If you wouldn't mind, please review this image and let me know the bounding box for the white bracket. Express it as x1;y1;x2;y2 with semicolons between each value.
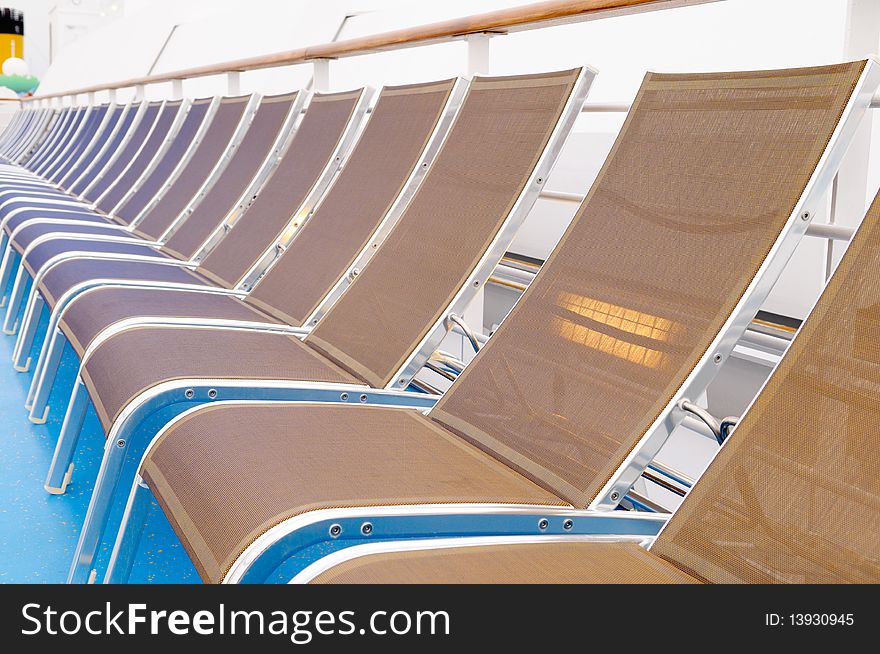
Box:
227;71;241;96
313;59;331;93
465;32;493;77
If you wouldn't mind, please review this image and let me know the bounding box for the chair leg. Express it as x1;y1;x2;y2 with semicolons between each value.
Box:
0;244;19;309
45;377;88;494
12;291;43;371
104;476;151;584
68;434;128;584
26;309;63;408
1;265;27;334
27;328;66;422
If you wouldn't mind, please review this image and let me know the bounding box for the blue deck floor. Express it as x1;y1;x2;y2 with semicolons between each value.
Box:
0;294;198;583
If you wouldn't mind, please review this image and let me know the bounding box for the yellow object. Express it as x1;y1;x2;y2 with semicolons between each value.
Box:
0;33;22;60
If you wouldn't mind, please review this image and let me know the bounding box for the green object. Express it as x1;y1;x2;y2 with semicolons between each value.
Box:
0;74;38;94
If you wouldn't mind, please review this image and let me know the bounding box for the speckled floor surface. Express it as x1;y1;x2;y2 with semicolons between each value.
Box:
0;298;198;584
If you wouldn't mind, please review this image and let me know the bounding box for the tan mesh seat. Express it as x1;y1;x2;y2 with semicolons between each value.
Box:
77;70;582;432
143;403;564;582
138;62;872;583
60;287;279;356
39;258;210;306
310;541;700;584
22;238;166;277
82;329;358;428
314;158;880;586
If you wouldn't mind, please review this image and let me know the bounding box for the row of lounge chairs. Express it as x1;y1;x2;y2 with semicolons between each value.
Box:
0;58;876;584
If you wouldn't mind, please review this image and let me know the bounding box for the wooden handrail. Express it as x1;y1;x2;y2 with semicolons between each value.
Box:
29;0;719;101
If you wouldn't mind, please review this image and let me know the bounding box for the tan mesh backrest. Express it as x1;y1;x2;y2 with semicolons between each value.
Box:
245;79;457;327
429;62;866;509
130;96;251;240
305;69;581;386
96;101;183;215
159;92;298;259
25;107;72;170
195;89;363;289
113;98;214;225
652;190;880;584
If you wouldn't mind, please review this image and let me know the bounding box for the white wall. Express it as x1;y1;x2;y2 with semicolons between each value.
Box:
28;0;880;319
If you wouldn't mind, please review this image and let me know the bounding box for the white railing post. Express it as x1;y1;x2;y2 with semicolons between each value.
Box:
466;32;492;76
171;78;183;100
135;84;145;101
109;88;117;104
227;71;241;96
313;59;331;93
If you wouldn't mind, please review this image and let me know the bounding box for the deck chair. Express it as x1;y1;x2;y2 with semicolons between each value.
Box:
0;99;225;346
26;79;465;425
53;67;593;584
0;99;178;241
96;60;878;585
293;183;880;584
51;104;126;192
0;104;123;188
3;108;60;168
1;105;108;192
3;89;364;374
0;107;75;179
0;102;165;280
0;99;211;235
9;97;258;254
10;111;57;164
3;97;258;271
20;107;83;177
0;104;144;205
0;99;193;249
0;103;121;206
0;109;31;156
0;103;147;252
0;108;35;156
42;105;111;185
0;108;90;220
0;95;257;342
0;105;119;229
0;110;34;163
0;98;198;336
67;103;150;197
0;108;54;165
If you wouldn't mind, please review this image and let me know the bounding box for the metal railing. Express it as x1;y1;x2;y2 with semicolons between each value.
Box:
26;0;720;102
